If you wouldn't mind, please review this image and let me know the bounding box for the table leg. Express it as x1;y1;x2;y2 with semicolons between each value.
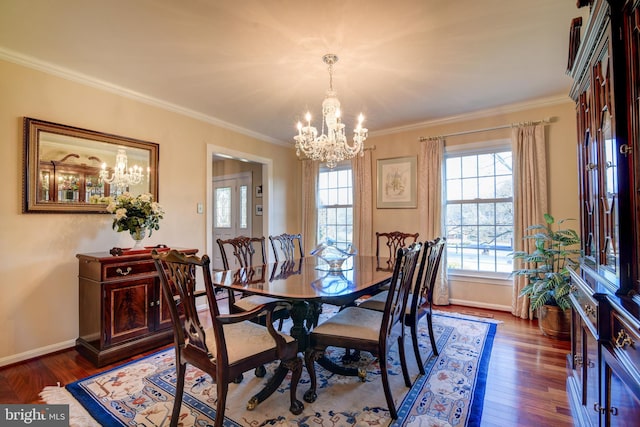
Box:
247;363;289;409
290;301;364;378
288;300;322;352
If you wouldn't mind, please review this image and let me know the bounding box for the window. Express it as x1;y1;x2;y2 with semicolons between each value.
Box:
317;164;353;249
445;145;513;274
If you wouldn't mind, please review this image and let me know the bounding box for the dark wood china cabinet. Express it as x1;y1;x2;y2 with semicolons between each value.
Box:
566;0;640;425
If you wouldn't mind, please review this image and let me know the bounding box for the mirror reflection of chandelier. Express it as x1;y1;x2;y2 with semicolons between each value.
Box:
294;54;368;169
99;148;147;191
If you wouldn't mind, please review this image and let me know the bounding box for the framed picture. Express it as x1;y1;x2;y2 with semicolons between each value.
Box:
377;156;417;208
255;204;263;216
255;185;263;198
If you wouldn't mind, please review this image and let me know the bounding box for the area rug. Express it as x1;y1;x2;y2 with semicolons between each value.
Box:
41;312;496;427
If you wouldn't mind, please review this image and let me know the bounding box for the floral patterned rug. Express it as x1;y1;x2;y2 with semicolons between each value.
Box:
41;312;496;427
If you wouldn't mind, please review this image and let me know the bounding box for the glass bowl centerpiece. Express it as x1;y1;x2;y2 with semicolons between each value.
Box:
311;240;357;271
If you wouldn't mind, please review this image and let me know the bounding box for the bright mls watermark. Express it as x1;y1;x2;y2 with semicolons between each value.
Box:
0;404;68;426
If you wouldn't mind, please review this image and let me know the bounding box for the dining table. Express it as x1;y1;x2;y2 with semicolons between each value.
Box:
210;255;393;404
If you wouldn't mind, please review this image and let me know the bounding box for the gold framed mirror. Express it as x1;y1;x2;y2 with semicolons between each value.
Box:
23;117;159;213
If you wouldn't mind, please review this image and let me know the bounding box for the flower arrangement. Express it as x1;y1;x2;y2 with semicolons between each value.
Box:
96;193;164;237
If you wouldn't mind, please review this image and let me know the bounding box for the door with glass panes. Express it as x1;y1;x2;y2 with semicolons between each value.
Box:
212;173;252;270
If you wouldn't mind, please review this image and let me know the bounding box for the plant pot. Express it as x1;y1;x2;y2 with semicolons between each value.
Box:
537;304;571;340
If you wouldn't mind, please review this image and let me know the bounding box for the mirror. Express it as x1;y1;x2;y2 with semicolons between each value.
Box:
23;117;159;213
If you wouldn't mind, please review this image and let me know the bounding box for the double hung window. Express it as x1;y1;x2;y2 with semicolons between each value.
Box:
445;144;513;275
317;164;353;249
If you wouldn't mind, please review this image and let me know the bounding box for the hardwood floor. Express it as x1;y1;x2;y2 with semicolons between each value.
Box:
0;304;573;426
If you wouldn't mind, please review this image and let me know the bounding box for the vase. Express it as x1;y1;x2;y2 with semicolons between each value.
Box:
537;305;571;340
129;228;146;249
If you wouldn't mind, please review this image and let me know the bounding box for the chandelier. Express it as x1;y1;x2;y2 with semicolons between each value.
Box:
294;54;367;169
99;148;147;191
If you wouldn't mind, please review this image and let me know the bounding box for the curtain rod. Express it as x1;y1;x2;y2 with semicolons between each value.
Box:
418;117;553;142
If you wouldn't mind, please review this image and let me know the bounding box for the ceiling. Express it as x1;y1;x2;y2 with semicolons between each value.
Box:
0;0;586;146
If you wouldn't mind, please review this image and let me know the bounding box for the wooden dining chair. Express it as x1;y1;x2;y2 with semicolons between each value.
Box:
359;237;446;373
151;249;304;427
217;236;289;331
269;233;304;262
375;231;420;271
303;242;422;419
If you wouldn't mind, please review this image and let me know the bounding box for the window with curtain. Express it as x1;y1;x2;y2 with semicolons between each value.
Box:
445;143;513;275
317;164;353;249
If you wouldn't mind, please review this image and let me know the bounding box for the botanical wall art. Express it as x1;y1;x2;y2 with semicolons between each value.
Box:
376;156;417;208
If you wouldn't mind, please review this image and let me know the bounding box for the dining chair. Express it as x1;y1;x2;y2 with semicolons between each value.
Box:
375;231;420;271
359;237;446;374
303;242;422;419
269;233;304;262
217;236;289;331
151;249;304;427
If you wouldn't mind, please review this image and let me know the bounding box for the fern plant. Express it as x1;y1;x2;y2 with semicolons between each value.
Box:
511;214;582;311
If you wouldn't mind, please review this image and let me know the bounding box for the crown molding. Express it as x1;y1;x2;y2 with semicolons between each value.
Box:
0;47;289;147
369;94;573;137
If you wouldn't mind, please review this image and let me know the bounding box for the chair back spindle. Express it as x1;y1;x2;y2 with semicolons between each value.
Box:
217;236;267;269
269;233;304;262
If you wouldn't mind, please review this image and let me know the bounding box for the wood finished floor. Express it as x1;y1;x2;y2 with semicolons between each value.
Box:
0;304;573;426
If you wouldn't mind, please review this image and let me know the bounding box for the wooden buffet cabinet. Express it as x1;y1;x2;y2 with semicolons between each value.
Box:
566;0;640;425
76;246;198;367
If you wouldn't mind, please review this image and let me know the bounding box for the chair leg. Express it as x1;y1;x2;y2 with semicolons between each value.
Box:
427;312;438;356
303;349;321;403
214;380;228;427
254;365;266;377
284;357;304;415
410;321;426;375
170;361;187;427
397;334;411;387
379;352;398;419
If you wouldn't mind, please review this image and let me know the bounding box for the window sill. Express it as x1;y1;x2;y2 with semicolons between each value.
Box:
447;270;513;287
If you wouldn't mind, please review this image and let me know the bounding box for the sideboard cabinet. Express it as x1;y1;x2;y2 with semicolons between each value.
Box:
76;247;198;367
566;0;640;425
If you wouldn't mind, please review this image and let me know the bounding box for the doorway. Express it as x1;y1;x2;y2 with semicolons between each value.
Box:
211;173;252;270
206;145;272;269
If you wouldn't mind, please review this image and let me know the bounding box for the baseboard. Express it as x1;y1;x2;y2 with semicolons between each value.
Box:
0;339;76;368
447;298;511;312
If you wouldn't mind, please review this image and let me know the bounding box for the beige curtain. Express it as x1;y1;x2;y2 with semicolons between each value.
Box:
301;159;319;254
419;137;449;305
511;124;548;319
352;150;373;255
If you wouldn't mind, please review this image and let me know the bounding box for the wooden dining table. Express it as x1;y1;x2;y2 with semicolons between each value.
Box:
211;255;392;350
210;255;393;403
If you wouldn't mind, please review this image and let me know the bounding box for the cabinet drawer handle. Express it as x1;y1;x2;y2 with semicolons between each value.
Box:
609;406;618;416
116;267;133;276
574;354;583;367
586;162;597;170
614;329;635;349
619;144;632;156
584;304;596;317
593;403;605;414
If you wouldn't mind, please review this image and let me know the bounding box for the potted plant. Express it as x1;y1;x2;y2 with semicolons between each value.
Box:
511;213;581;339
